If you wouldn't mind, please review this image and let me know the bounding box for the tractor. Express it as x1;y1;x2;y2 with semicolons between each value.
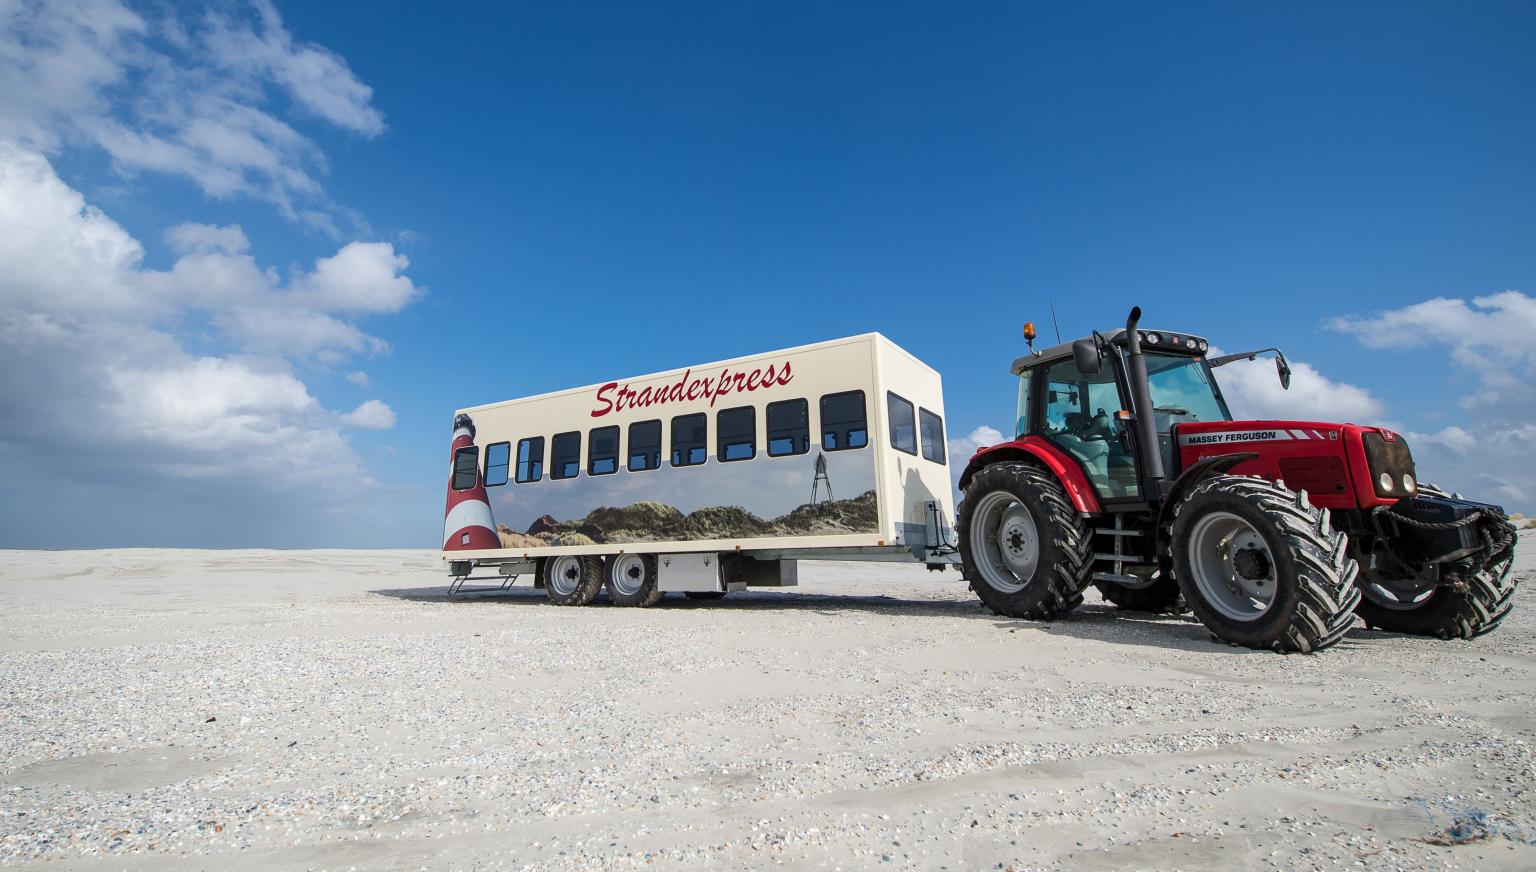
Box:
955;307;1519;653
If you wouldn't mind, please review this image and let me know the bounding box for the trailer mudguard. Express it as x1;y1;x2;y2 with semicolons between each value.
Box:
958;437;1102;514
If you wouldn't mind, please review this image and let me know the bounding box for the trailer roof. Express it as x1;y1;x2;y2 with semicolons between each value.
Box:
458;331;935;414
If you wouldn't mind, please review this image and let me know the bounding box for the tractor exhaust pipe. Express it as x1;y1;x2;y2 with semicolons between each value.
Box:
1123;307;1167;491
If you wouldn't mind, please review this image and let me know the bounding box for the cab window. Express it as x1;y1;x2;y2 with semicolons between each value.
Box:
1042;357;1136;498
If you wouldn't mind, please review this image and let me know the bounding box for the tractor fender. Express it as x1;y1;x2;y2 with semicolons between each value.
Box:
958;437;1102;514
1154;451;1259;550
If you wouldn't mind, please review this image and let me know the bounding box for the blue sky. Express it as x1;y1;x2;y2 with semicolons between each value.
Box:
1;0;1534;547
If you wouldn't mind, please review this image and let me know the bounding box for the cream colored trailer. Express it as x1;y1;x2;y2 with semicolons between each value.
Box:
440;334;958;598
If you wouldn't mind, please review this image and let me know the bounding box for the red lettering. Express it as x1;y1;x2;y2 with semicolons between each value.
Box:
745;369;763;390
686;379;702;400
777;362;793;385
592;382;618;417
733;372;747;392
761;364;776;385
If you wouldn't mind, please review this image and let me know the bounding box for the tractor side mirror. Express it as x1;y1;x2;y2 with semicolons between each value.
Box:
1276;352;1292;390
1072;339;1101;375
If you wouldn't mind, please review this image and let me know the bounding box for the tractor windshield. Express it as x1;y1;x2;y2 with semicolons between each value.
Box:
1144;353;1231;427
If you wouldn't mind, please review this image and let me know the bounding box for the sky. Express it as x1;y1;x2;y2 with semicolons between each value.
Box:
1;0;1533;549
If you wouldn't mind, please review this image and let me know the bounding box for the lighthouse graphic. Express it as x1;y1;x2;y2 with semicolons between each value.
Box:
443;413;500;551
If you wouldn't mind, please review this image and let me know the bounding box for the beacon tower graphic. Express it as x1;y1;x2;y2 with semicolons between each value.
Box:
443;413;500;551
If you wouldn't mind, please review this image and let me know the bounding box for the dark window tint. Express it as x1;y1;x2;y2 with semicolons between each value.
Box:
887;393;917;455
767;398;809;456
919;408;946;464
628;420;661;471
718;406;756;462
515;437;544;483
451;446;478;490
671;413;707;466
589;426;619;475
551;431;581;480
821;390;868;451
484;441;511;486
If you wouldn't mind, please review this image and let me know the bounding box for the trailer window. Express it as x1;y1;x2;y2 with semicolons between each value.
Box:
887;392;917;455
767;398;809;456
551;431;581;480
919;409;946;464
820;391;867;451
515;437;544;483
628;420;662;471
484;441;511;486
718;406;756;462
451;447;479;490
671;413;707;466
589;425;619;475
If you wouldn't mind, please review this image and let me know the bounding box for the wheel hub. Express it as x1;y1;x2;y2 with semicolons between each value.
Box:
1186;511;1278;621
968;491;1040;594
1233;546;1270;581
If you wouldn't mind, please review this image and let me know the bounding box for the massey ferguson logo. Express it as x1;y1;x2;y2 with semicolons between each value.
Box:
592;361;794;417
1179;428;1332;446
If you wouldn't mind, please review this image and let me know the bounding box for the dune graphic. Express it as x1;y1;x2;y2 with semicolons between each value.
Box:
497;489;878;547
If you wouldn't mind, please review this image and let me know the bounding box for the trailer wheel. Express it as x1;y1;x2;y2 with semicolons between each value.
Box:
1171;476;1359;653
1094;575;1187;614
956;461;1092;620
605;554;663;607
1355;483;1518;639
542;555;603;606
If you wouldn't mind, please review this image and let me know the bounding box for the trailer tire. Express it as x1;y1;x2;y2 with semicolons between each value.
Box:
1355;484;1519;639
605;554;664;607
1171;475;1360;653
956;461;1092;620
1094;575;1187;614
541;555;603;606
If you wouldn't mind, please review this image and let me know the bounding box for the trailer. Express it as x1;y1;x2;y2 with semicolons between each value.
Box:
441;334;958;603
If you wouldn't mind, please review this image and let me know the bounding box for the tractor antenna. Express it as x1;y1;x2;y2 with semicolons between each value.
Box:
1049;301;1063;343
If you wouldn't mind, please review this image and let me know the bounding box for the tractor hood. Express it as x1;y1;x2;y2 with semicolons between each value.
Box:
1175;420;1416;510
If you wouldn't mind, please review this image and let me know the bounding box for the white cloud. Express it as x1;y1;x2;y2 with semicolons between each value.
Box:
0;0;384;230
0;144;409;528
293;242;421;314
1328;291;1536;412
341;399;396;430
1213;350;1387;423
345;370;369;387
946;424;1005;496
1407;424;1536;509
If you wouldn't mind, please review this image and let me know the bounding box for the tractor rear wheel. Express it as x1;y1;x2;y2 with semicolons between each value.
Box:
1355;483;1518;639
1170;475;1359;653
1094;574;1187;614
956;462;1092;620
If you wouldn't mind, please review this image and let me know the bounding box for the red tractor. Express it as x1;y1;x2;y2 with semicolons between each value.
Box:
955;307;1518;653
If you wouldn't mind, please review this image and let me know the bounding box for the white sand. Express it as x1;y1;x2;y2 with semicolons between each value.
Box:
1;543;1533;870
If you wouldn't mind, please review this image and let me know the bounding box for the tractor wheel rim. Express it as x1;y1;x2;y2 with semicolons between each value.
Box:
1187;511;1277;621
548;556;581;596
611;554;647;597
1362;578;1436;611
971;491;1039;594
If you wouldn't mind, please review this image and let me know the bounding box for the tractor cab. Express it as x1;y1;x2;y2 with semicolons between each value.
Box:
1012;325;1231;504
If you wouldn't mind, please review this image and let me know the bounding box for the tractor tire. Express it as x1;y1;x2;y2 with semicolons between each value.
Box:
604;553;664;607
541;555;603;606
1094;575;1187;614
1355;483;1519;639
1170;475;1360;653
956;461;1093;620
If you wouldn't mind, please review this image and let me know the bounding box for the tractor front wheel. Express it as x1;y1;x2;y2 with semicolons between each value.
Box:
1171;476;1360;653
1355;484;1518;639
956;462;1093;620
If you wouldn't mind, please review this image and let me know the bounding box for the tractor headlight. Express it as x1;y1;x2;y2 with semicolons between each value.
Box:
1197;339;1209;352
1145;332;1161;344
1378;471;1394;493
1401;473;1415;493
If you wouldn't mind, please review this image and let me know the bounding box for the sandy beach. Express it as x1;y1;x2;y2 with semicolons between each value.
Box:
1;543;1532;870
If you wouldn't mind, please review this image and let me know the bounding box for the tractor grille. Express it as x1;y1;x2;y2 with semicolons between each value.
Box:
1361;431;1416;498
